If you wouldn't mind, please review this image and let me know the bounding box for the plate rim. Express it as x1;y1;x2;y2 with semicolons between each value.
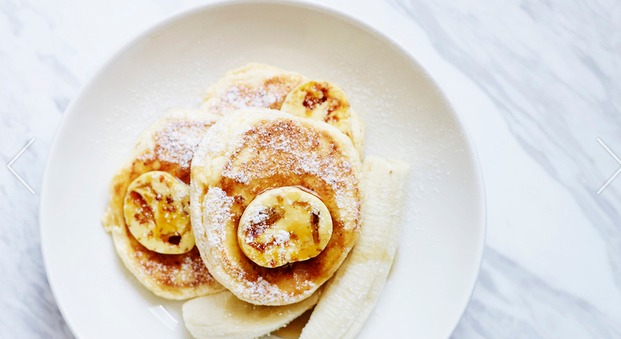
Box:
39;0;487;337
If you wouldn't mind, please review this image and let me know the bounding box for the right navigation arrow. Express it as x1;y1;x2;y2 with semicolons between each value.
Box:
596;137;621;195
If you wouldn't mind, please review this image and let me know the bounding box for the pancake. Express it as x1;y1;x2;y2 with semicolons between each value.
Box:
201;63;305;114
190;109;362;306
102;109;225;300
201;64;365;155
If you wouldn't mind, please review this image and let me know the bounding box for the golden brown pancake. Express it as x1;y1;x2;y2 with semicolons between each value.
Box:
190;109;362;306
201;63;305;114
103;109;224;299
202;64;365;156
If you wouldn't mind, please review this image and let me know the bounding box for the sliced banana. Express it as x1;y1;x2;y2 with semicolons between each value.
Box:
281;81;354;140
183;291;319;339
123;171;194;254
238;187;333;268
300;156;409;339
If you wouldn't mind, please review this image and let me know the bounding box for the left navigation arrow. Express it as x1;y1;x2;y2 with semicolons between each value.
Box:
6;138;36;195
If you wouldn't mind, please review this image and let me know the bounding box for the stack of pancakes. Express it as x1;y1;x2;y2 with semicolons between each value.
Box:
103;64;407;338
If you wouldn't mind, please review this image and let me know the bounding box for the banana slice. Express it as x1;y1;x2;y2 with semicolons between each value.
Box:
238;187;333;268
123;171;194;254
281;81;354;140
300;156;409;339
182;291;319;339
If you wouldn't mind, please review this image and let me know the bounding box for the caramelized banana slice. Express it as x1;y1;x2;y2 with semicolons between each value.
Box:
123;171;194;254
281;81;353;138
238;187;333;268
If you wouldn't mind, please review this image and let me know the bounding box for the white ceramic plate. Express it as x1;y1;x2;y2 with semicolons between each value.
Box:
40;1;485;338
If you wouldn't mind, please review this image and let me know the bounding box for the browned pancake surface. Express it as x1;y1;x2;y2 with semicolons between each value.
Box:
191;110;362;305
104;112;224;299
201;63;305;114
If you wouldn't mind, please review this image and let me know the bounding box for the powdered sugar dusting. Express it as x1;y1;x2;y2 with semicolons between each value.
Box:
274;230;290;245
235;276;295;304
202;187;234;247
194;112;361;304
214;85;279;111
247;205;270;225
140;119;212;169
131;244;216;289
190;115;232;169
202;70;303;114
222;116;361;226
221;165;250;184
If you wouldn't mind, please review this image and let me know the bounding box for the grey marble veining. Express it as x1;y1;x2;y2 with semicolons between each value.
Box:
388;0;621;337
455;249;621;338
1;0;74;337
1;0;620;338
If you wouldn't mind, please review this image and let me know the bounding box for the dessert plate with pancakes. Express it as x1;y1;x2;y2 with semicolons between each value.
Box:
40;1;485;339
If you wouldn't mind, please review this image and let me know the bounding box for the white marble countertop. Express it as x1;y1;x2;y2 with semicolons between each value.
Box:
1;0;620;337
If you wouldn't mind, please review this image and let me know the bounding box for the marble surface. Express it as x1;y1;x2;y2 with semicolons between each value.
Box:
1;0;620;337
